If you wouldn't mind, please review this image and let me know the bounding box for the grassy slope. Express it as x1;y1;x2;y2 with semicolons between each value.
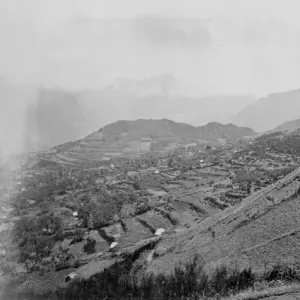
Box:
142;167;300;275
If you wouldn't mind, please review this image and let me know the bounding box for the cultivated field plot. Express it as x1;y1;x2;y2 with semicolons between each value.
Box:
102;222;125;240
118;218;154;247
143;168;300;274
137;210;174;231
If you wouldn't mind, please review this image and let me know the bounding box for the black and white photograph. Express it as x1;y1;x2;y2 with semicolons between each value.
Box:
1;1;300;299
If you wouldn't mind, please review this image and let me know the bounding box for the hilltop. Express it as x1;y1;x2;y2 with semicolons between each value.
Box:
233;89;300;132
30;119;256;167
100;119;255;140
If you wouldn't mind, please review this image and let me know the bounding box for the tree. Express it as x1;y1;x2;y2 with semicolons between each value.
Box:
87;213;94;230
133;179;140;190
84;237;96;254
247;182;251;194
167;158;174;168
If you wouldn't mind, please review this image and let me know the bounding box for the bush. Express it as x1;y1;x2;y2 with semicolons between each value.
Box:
58;255;255;300
83;237;96;255
71;229;85;244
264;263;300;282
12;213;63;258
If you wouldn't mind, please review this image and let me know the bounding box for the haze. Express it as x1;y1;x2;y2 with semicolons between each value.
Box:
1;0;300;159
2;0;300;95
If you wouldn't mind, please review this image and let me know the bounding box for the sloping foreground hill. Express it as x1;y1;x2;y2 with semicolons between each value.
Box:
34;119;255;166
233;89;300;132
141;166;300;275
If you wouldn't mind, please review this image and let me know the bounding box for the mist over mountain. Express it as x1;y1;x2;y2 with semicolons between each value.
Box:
0;77;37;158
24;88;94;151
75;75;255;129
113;74;180;97
232;89;300;132
0;75;254;157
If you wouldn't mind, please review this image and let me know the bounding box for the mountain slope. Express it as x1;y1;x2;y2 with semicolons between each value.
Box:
273;118;300;133
101;119;255;140
35;119;255;166
233;89;300;132
141;166;300;275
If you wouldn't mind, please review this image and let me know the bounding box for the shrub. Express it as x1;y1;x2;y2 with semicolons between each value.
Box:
133;180;140;190
58;255;255;300
12;213;63;258
264;263;300;282
83;237;96;255
72;229;85;244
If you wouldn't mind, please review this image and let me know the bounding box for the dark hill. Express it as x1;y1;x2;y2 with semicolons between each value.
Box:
100;119;255;141
34;119;255;166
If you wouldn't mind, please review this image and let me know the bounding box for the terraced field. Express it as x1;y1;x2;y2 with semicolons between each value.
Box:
141;167;300;275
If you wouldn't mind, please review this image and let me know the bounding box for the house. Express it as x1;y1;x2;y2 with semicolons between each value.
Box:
65;272;78;282
155;228;165;236
232;184;239;190
110;242;118;249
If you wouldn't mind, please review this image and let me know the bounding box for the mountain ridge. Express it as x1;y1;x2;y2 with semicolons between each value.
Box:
35;118;256;167
83;118;256;142
273;118;300;133
233;88;300;132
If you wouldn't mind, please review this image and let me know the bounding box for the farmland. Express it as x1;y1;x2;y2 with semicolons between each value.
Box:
1;128;300;299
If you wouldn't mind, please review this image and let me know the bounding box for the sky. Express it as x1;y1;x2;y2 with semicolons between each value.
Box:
1;0;300;97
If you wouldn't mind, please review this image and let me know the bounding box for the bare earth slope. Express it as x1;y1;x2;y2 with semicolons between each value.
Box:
143;167;300;275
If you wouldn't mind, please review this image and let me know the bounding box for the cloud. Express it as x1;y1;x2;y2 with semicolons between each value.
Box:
243;17;290;47
134;15;212;50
